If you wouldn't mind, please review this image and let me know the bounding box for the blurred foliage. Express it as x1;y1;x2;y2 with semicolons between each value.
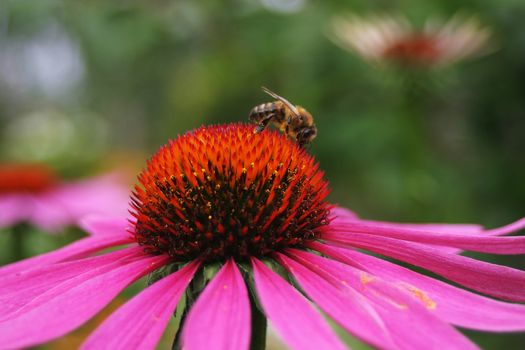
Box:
0;0;524;348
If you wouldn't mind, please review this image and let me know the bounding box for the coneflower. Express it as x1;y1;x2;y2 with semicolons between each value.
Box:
0;163;129;231
330;13;491;68
0;124;524;350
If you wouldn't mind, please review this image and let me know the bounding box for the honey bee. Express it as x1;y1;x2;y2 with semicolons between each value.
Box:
249;87;317;147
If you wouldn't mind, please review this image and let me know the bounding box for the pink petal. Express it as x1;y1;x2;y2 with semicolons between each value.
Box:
53;174;130;219
312;242;525;332
82;261;200;350
0;246;144;319
0;232;132;276
275;252;396;349
30;194;73;231
0;194;32;228
28;174;130;231
348;220;483;235
79;215;131;237
290;248;479;350
330;206;483;236
323;221;525;254
318;232;525;302
182;259;250;350
484;217;525;236
329;206;359;221
251;258;346;350
329;206;484;255
0;249;167;349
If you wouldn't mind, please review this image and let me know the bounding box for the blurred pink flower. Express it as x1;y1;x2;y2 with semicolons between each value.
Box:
330;14;492;68
0;125;524;350
0;163;130;232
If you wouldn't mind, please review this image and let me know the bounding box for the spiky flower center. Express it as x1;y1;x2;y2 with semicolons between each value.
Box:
383;35;440;64
0;163;56;194
131;124;330;263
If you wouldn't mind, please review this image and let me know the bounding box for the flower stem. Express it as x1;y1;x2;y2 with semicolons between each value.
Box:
11;223;28;261
396;73;435;218
249;288;267;350
171;301;188;350
171;266;207;350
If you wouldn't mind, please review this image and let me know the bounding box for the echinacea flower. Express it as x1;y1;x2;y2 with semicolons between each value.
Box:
330;13;491;68
0;123;524;350
0;163;130;232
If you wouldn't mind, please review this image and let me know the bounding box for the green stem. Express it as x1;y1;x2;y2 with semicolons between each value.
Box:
172;267;207;350
171;263;267;350
249;287;267;350
400;74;428;166
396;73;434;218
171;301;189;350
11;223;27;261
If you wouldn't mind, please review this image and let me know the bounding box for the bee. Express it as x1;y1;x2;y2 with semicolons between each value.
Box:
249;87;317;147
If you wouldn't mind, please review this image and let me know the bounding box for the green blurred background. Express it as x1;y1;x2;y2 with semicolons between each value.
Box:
0;0;524;349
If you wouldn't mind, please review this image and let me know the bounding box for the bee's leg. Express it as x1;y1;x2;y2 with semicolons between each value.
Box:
254;113;274;133
285;115;293;137
296;132;306;148
296;129;313;148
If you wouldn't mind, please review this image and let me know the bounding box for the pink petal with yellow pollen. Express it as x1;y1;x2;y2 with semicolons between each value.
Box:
290;249;479;350
0;230;132;276
312;242;525;332
251;258;346;350
0;194;32;228
0;246;144;319
0;249;168;349
182;260;251;350
275;252;396;349
323;220;525;254
320;232;525;302
82;261;201;350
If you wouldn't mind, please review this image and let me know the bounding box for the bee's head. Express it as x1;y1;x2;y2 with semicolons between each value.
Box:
297;126;317;147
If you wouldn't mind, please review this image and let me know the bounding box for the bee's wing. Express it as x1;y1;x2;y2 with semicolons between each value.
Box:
261;86;301;117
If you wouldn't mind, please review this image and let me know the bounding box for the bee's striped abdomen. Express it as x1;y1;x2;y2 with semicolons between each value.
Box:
249;102;285;123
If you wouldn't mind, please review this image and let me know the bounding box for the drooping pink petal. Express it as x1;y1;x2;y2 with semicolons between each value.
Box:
79;215;131;237
329;207;525;254
275;252;396;349
0;249;168;349
330;206;484;235
347;219;484;235
82;261;200;350
318;232;525;302
0;231;133;276
0;246;144;319
484;217;525;236
251;258;346;350
52;174;130;220
182;259;250;350
28;174;130;231
0;194;32;228
323;221;525;254
290;248;479;350
329;206;485;254
311;242;525;332
30;194;73;231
